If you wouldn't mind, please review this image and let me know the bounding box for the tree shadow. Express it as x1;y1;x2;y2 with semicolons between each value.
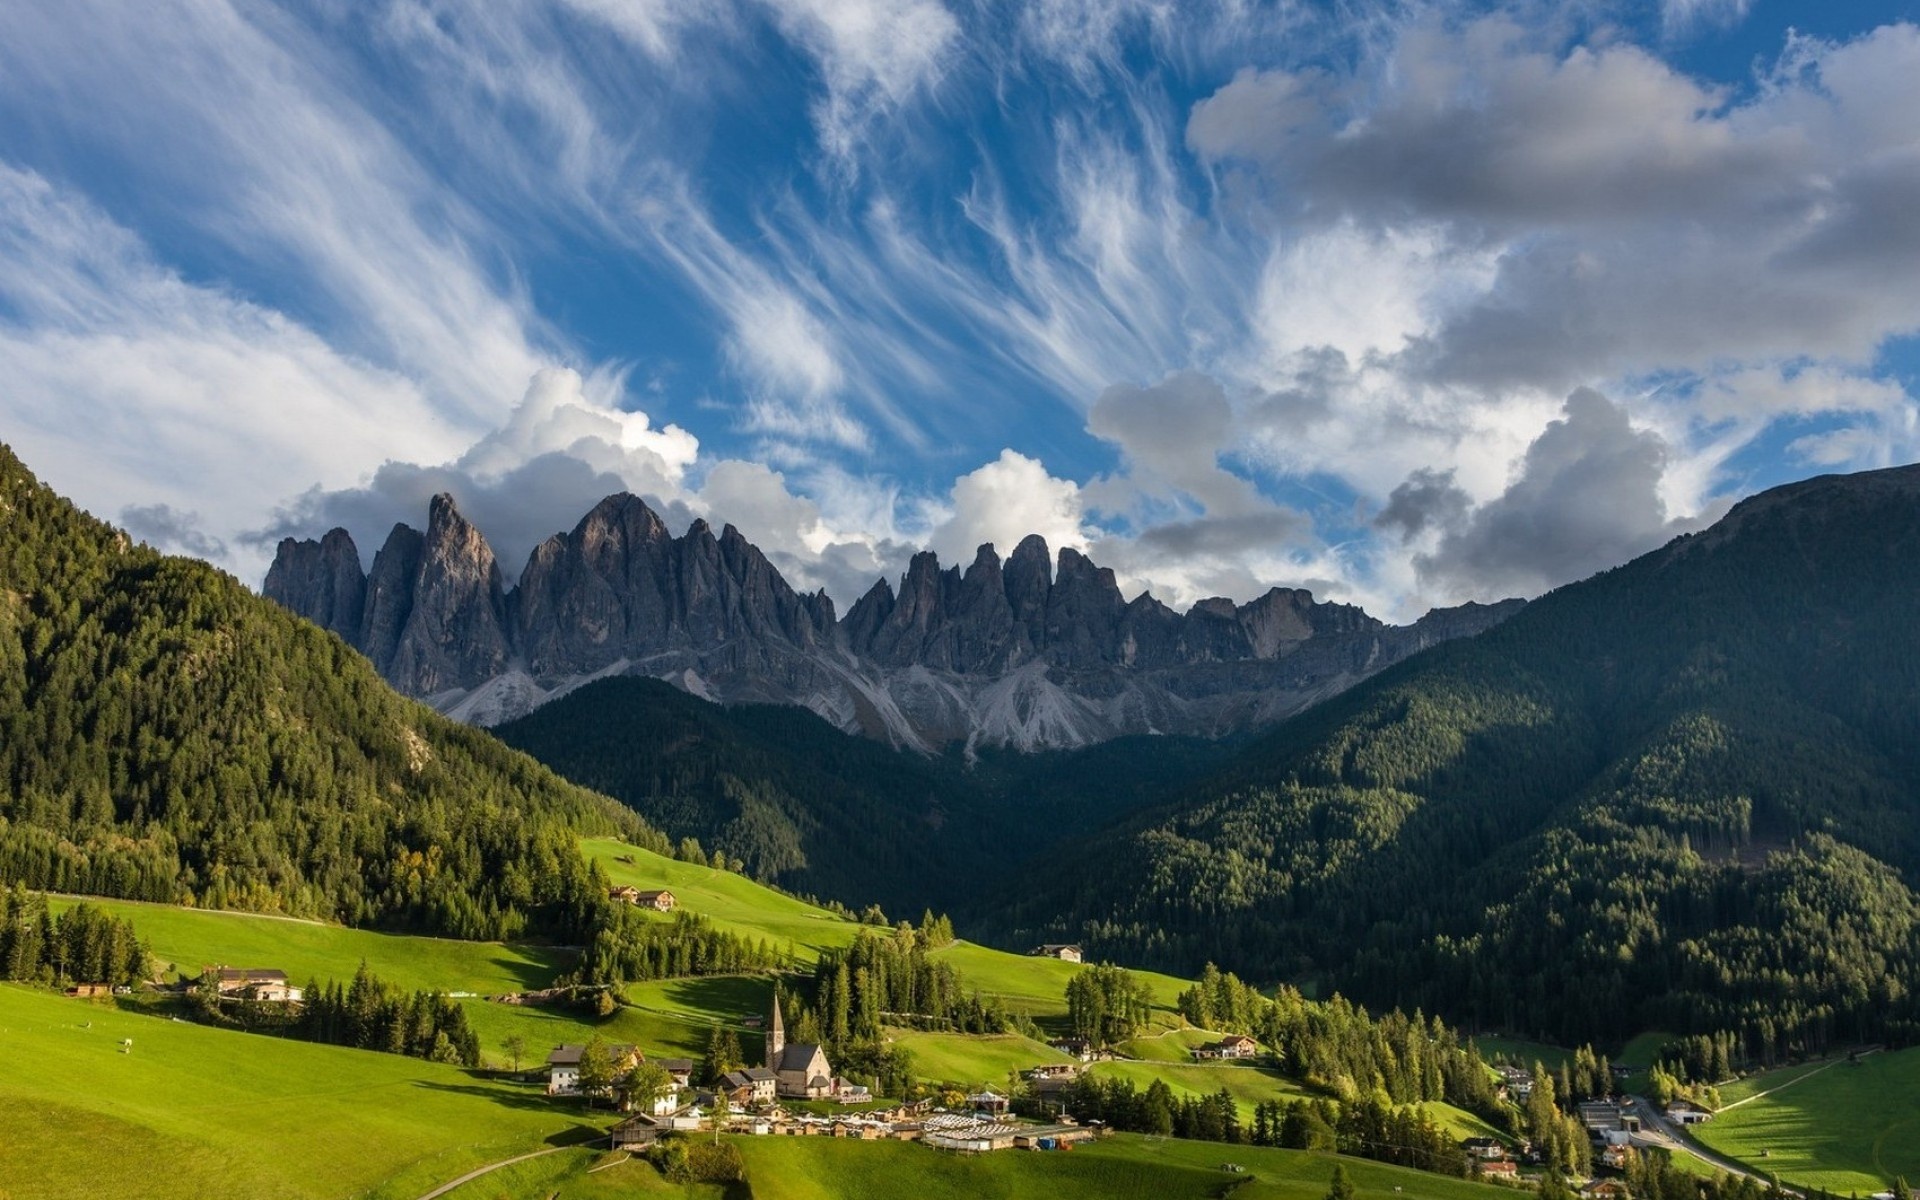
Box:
653;976;775;1018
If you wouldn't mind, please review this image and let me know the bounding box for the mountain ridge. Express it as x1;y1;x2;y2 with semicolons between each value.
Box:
265;491;1522;751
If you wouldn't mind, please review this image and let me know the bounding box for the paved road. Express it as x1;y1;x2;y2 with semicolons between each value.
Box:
1629;1097;1796;1195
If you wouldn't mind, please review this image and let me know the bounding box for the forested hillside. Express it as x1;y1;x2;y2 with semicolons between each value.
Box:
0;444;659;940
994;466;1920;1056
496;677;1235;916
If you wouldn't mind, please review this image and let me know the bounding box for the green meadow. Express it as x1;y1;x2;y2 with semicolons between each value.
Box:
727;1134;1518;1200
0;983;575;1200
1691;1048;1920;1194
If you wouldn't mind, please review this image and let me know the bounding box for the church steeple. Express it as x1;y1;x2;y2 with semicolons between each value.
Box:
766;987;786;1068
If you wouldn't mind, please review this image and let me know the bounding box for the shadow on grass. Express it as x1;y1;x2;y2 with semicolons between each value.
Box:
408;1078;612;1125
652;975;775;1017
490;947;574;991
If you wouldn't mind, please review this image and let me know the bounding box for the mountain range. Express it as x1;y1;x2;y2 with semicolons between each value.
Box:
264;492;1521;751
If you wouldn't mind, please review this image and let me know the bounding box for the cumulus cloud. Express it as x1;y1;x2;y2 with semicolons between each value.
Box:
927;450;1088;567
247;368;697;576
1413;388;1714;600
1190;20;1920;393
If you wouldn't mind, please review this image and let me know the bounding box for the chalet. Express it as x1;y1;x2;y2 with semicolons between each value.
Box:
765;999;835;1099
656;1057;696;1089
720;1067;779;1107
609;886;676;911
212;968;302;1003
1049;1037;1095;1062
1192;1034;1259;1061
1025;1063;1079;1081
1496;1065;1534;1101
1029;944;1083;963
1463;1137;1507;1161
1600;1145;1635;1170
1480;1161;1520;1181
1582;1180;1632;1200
545;1043;641;1096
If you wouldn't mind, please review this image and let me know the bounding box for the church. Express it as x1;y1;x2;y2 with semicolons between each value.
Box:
765;995;834;1100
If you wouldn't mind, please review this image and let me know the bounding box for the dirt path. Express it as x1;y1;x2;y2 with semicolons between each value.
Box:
1715;1048;1877;1112
413;1143;577;1200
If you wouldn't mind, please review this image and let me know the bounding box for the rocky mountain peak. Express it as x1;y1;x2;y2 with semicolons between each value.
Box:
265;493;1522;750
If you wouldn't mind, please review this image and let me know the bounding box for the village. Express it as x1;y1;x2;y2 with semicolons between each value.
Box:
152;887;1731;1195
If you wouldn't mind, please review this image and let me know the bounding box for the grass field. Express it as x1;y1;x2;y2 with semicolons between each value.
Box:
1712;1058;1835;1107
1691;1048;1920;1194
0;983;578;1200
727;1133;1517;1200
48;892;568;995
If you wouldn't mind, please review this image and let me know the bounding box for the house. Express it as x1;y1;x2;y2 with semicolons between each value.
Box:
1665;1099;1712;1125
545;1043;641;1096
1193;1034;1260;1061
1049;1037;1095;1062
1480;1161;1520;1180
765;999;835;1099
720;1067;779;1107
1495;1064;1534;1101
1029;944;1083;963
835;1078;873;1104
1582;1180;1631;1200
1600;1145;1635;1170
1025;1063;1079;1081
64;983;112;998
609;886;675;911
1463;1137;1507;1161
656;1057;696;1089
212;968;302;1003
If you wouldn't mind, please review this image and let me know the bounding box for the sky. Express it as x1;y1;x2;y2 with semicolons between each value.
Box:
2;0;1918;623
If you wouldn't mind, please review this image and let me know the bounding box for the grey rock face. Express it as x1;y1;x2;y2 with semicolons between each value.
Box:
263;527;365;643
263;491;1523;750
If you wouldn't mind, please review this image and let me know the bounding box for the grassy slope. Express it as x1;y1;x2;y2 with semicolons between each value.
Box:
1691;1049;1920;1194
48;894;564;995
0;983;576;1200
732;1134;1516;1200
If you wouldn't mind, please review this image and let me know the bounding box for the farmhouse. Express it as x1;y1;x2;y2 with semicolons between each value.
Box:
212;968;302;1003
545;1042;641;1096
1582;1180;1631;1200
1463;1137;1506;1161
766;999;835;1099
656;1057;696;1088
1192;1034;1259;1061
1048;1037;1095;1062
1028;944;1083;963
610;885;676;911
719;1067;779;1107
1480;1161;1520;1180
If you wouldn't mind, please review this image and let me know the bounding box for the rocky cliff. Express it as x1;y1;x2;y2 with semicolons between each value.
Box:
265;492;1521;750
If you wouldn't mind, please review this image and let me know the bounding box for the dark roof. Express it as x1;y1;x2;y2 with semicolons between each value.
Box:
779;1043;827;1071
657;1058;695;1072
215;969;287;983
546;1043;636;1066
745;1067;776;1081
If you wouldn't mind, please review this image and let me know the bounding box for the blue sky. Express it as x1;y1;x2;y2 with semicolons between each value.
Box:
2;0;1917;621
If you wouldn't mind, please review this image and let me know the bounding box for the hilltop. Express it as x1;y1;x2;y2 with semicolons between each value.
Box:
993;465;1920;1054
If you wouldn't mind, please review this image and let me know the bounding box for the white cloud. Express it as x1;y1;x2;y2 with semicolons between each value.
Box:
0;165;465;584
927;450;1088;566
